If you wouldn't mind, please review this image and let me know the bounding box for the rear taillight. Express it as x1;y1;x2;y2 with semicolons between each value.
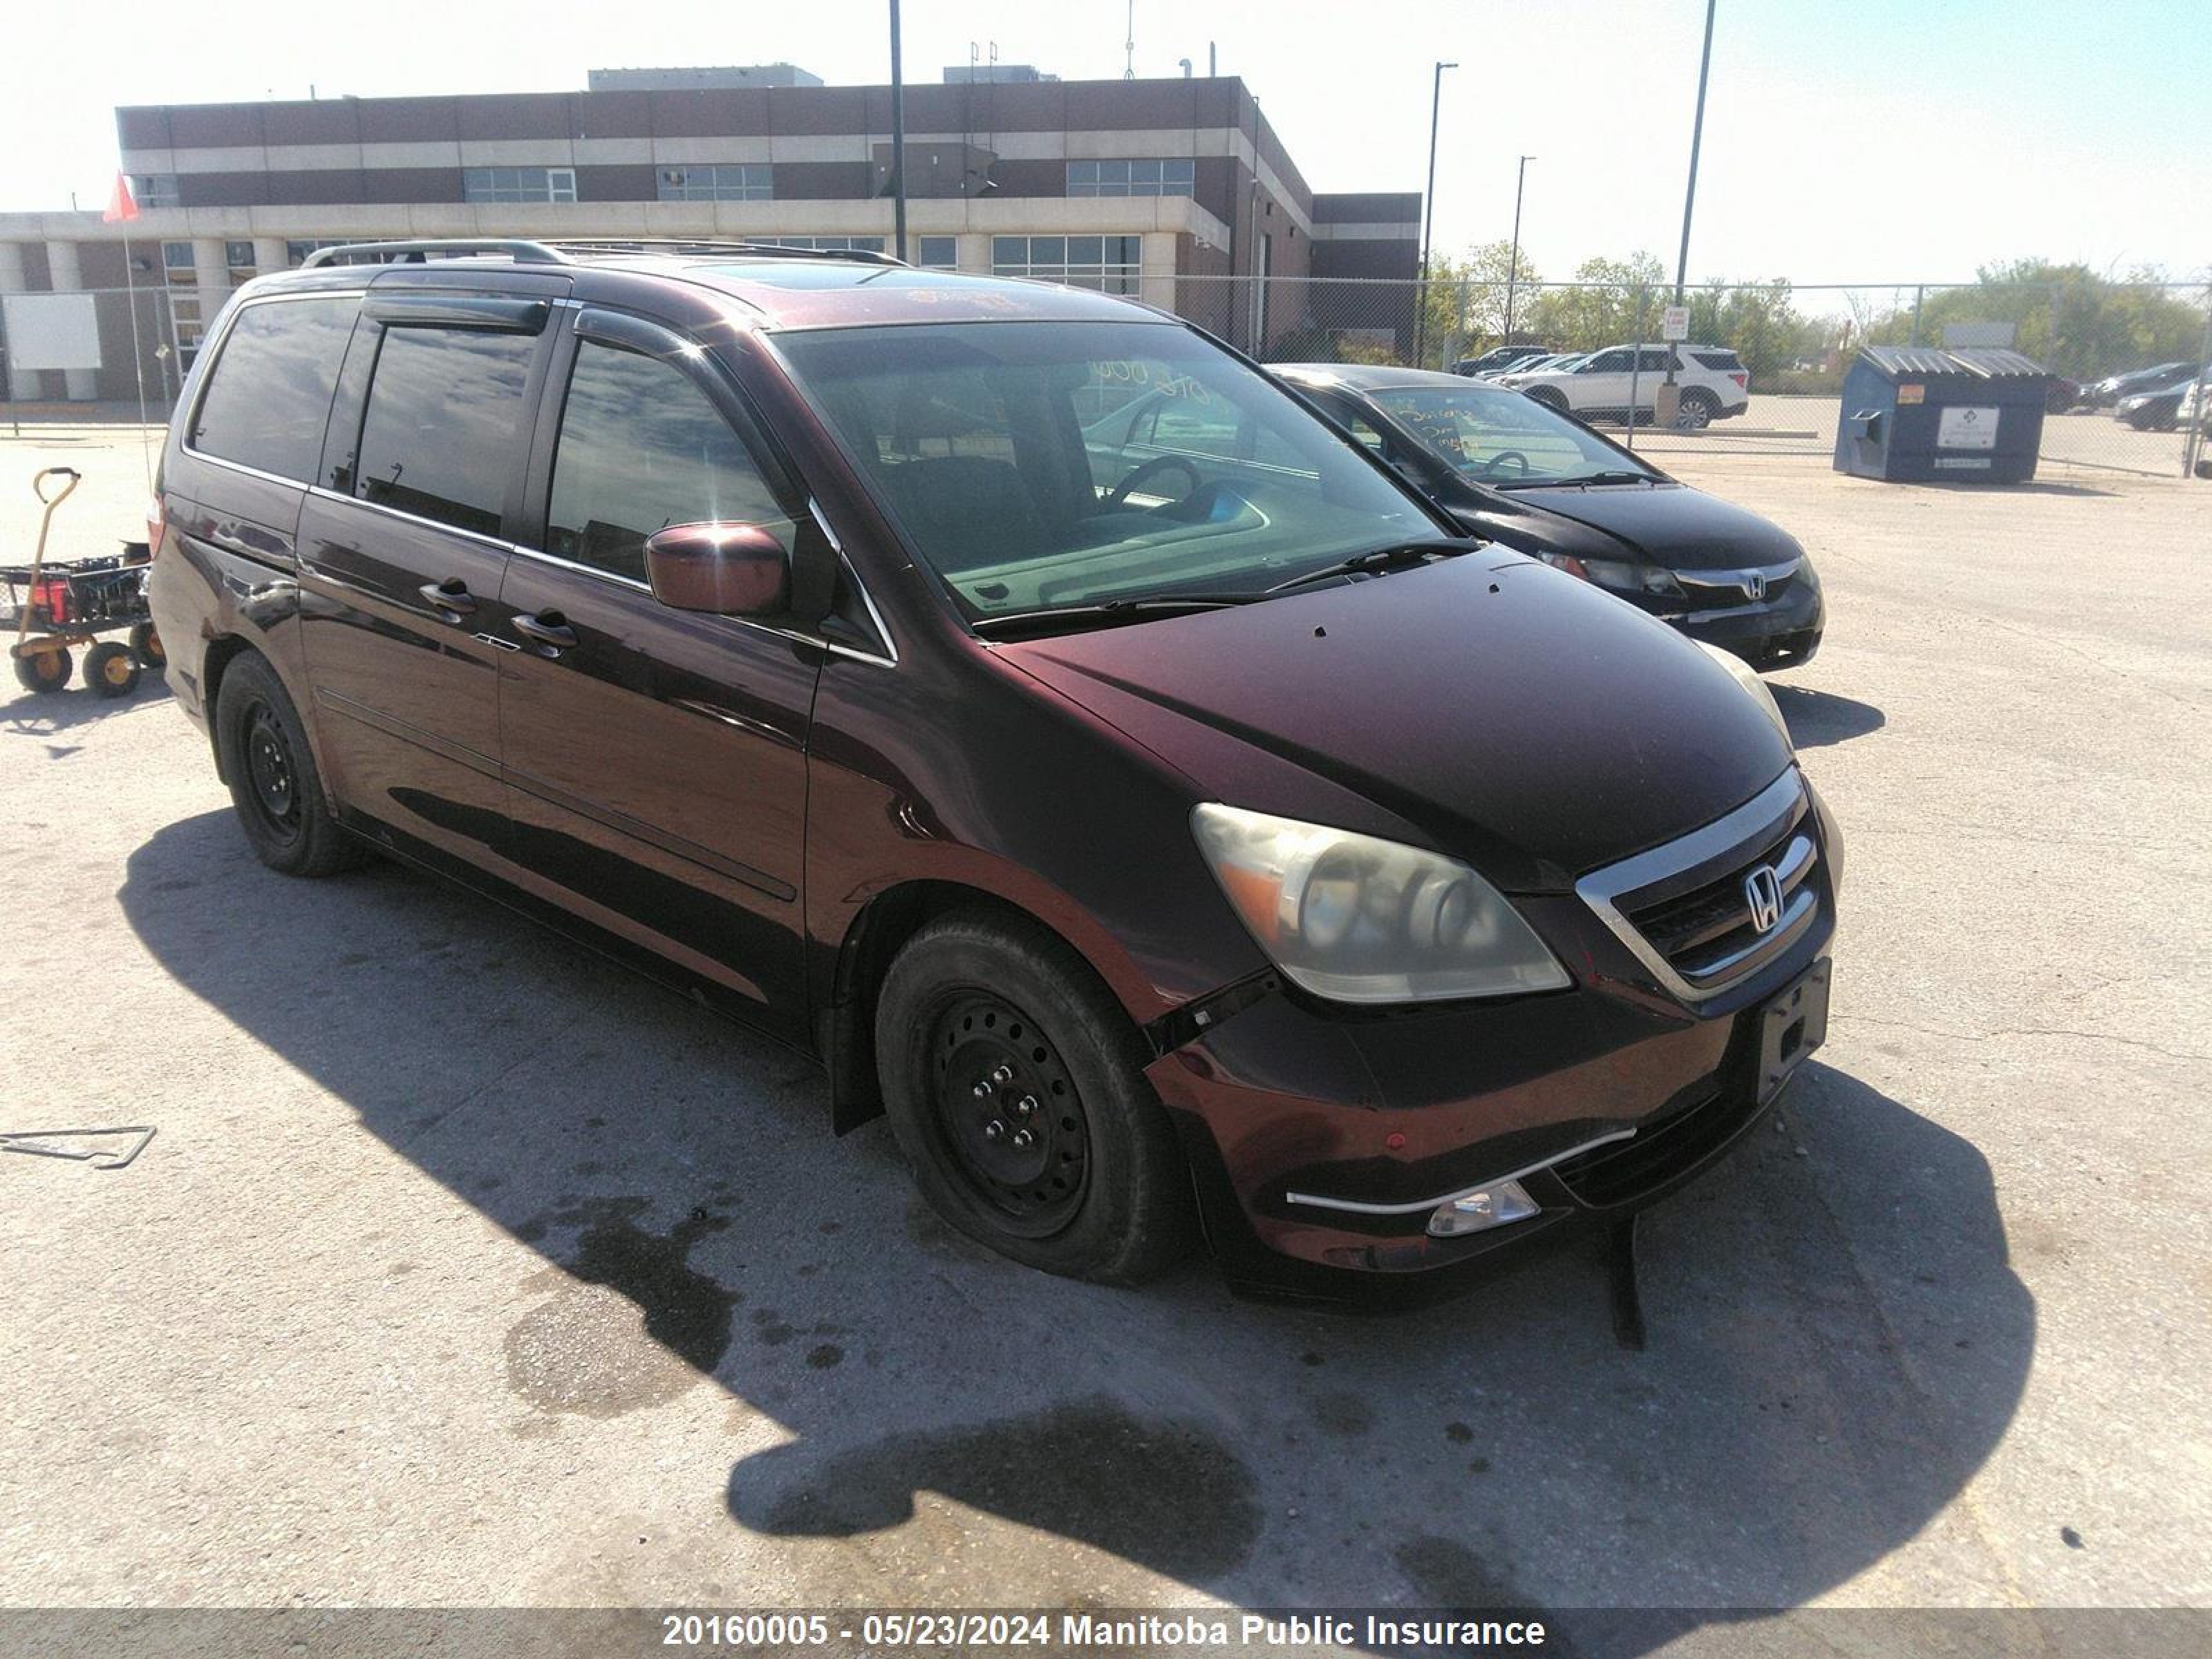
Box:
147;496;167;558
1730;373;1747;389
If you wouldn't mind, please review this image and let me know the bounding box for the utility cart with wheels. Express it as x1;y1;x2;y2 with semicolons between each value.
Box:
3;467;162;699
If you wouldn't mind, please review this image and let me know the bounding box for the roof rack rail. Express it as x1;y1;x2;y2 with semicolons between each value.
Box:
548;238;909;268
299;238;567;268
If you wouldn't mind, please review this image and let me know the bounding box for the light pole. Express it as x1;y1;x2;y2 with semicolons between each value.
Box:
1674;0;1718;306
1662;0;1718;415
889;0;908;263
1415;59;1457;366
1504;154;1534;342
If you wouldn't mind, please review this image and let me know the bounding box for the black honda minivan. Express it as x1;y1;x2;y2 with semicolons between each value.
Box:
148;240;1840;1299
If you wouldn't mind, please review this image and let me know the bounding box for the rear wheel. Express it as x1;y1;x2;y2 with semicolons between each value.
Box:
214;652;368;877
1675;389;1718;429
129;622;165;671
84;641;140;699
13;648;71;695
875;910;1196;1284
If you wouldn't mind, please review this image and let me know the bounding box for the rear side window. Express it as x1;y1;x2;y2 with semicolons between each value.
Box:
545;339;794;584
189;297;359;482
354;327;538;537
1690;350;1741;371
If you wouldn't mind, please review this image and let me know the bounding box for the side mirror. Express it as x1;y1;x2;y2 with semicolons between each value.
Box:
644;522;789;617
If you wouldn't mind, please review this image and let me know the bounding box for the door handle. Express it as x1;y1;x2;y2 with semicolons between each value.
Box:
512;611;579;653
418;579;477;617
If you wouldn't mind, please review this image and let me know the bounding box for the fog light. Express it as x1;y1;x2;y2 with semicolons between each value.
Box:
1427;1179;1539;1238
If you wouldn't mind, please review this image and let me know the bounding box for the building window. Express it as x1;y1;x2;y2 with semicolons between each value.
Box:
462;166;577;205
657;164;772;202
133;174;181;208
917;236;958;270
992;234;1142;294
755;236;886;253
224;241;256;285
1066;159;1194;198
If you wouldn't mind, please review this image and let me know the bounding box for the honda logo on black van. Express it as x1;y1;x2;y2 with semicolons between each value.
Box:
1743;865;1784;933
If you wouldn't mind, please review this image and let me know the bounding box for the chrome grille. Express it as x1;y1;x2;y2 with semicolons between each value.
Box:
1577;770;1820;1004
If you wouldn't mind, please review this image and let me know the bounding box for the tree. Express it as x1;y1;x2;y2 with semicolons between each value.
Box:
1524;252;1668;353
1861;261;2205;377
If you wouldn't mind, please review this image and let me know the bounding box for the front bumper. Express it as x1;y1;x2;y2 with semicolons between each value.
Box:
1146;779;1837;1302
1657;578;1826;670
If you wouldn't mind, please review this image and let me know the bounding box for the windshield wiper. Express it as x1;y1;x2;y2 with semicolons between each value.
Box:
970;594;1258;639
1499;469;1650;490
1264;536;1482;596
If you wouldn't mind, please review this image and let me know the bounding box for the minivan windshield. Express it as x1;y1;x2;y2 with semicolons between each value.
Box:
776;321;1436;626
1367;382;1660;489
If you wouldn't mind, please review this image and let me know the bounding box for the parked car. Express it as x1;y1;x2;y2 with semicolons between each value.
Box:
2174;375;2210;436
1276;364;1824;671
2084;360;2194;409
1494;352;1581;382
1452;344;1553;377
149;239;1839;1301
1508;343;1750;427
2043;375;2081;415
2115;364;2205;431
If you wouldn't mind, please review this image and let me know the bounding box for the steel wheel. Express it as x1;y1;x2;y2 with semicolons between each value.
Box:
926;990;1091;1237
241;699;304;847
14;648;71;694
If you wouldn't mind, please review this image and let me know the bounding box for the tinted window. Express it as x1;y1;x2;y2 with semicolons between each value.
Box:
355;327;538;537
189;298;359;482
1691;349;1742;371
545;340;791;584
1636;348;1671;373
1369;383;1658;487
779;321;1431;621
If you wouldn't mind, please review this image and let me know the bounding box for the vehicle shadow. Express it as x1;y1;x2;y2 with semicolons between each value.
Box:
1772;684;1884;749
3;673;174;753
120;813;2032;1642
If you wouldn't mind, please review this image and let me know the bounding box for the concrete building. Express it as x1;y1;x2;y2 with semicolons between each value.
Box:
0;65;1421;405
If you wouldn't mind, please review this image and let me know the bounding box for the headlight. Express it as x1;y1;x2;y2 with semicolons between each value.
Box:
1694;639;1792;750
1190;805;1570;1004
1532;552;1683;597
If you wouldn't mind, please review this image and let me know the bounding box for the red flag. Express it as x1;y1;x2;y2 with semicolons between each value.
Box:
102;172;140;223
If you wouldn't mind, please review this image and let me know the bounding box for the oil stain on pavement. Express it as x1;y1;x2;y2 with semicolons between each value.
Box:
504;1197;736;1418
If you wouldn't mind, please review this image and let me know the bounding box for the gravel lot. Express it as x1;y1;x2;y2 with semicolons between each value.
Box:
1;425;2206;1638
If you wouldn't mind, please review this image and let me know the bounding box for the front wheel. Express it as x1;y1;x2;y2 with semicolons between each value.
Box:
875;910;1196;1284
84;641;141;699
214;652;368;877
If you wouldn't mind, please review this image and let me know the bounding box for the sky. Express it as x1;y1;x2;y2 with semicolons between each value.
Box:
2;0;2206;286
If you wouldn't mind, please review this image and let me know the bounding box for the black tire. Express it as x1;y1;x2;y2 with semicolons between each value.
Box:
15;648;72;694
84;641;140;699
874;910;1197;1284
1525;387;1568;413
214;651;367;877
1675;389;1718;429
129;622;166;671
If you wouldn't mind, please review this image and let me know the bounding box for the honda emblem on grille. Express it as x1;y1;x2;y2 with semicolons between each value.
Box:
1743;865;1784;933
1744;571;1768;601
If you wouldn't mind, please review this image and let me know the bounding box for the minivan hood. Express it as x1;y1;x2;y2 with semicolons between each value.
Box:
996;554;1792;892
1494;480;1803;570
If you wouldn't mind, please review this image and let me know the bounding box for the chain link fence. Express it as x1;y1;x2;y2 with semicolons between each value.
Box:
1177;273;2212;480
4;274;2209;480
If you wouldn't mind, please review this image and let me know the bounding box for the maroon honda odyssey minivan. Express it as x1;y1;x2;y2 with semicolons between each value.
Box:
148;239;1839;1298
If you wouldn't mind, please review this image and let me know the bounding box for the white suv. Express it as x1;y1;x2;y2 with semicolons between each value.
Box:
1506;344;1750;428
